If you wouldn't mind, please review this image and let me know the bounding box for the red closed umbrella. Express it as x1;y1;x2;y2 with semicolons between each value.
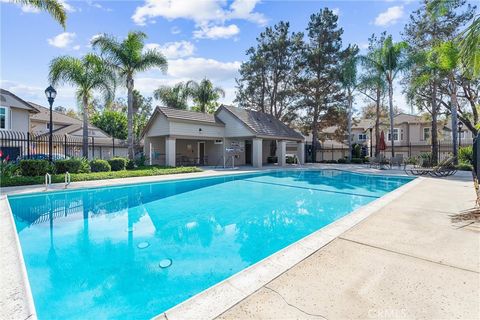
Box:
378;131;387;151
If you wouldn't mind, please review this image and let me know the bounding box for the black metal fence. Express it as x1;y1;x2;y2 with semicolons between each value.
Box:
306;140;472;162
0;131;128;161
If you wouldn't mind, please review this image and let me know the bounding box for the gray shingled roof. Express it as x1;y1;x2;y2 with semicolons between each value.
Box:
221;105;304;140
158;107;224;125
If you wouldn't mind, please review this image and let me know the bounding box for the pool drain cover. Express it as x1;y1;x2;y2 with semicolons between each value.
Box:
159;258;172;268
137;242;150;249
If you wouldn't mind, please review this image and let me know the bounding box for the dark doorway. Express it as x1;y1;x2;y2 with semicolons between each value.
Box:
245;140;252;165
198;142;205;165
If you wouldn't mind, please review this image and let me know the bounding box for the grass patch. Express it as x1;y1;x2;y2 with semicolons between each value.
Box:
0;166;202;187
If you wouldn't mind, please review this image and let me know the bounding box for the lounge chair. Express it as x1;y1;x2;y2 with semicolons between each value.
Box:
369;154;389;169
389;155;404;169
407;157;457;177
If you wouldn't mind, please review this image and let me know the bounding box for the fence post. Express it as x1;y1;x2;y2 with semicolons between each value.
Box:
27;132;30;158
332;144;334;161
64;135;67;158
112;137;115;157
92;137;95;159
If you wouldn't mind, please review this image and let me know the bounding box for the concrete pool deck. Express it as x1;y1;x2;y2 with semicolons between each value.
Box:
1;165;478;320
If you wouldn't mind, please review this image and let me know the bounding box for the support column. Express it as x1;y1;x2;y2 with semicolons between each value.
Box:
252;138;263;168
165;137;176;167
297;141;305;164
144;136;152;165
277;140;286;166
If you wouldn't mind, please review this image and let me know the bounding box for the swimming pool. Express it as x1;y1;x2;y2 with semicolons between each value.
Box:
9;169;413;319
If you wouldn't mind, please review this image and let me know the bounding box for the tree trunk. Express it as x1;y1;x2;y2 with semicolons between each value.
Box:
311;107;319;163
449;74;459;165
431;80;439;165
375;87;381;157
388;78;395;158
127;76;134;160
82;95;89;159
347;90;353;161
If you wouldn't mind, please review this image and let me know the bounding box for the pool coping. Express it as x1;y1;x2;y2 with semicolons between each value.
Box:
151;174;422;320
0;165;419;320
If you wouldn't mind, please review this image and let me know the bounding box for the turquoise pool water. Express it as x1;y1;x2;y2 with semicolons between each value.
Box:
9;170;413;319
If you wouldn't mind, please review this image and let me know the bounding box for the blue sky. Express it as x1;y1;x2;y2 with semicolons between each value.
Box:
1;0;424;112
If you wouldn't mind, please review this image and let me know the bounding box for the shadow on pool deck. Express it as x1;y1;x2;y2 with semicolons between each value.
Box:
217;175;480;320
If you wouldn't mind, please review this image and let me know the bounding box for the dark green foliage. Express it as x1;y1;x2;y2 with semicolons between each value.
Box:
1;166;202;187
91;110;128;140
126;159;135;170
337;158;347;164
90;159;111;172
55;158;90;174
19;160;52;177
286;156;296;164
134;154;147;167
351;158;364;164
108;157;127;171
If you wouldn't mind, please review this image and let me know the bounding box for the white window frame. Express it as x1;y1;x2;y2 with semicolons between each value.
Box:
387;128;401;142
0;106;10;130
423;127;431;141
358;133;367;141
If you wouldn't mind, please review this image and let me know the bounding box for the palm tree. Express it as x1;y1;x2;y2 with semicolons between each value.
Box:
49;54;115;157
153;82;190;109
362;36;409;157
359;33;387;158
186;78;225;113
12;0;67;28
92;31;167;159
340;44;359;161
458;16;480;79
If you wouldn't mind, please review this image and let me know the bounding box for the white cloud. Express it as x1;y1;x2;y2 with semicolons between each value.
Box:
132;0;266;40
167;58;241;81
374;6;404;26
193;24;240;39
47;32;76;48
144;41;195;59
58;0;75;12
331;8;340;16
72;45;81;50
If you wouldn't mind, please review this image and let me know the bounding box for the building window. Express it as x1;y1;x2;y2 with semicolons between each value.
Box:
0;106;8;130
358;133;367;141
388;128;402;141
214;139;223;144
423;127;430;141
46;122;50;130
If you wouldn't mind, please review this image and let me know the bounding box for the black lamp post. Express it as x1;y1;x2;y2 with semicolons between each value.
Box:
458;121;463;148
45;85;57;162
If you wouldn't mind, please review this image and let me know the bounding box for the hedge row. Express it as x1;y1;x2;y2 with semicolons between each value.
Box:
1;166;202;187
19;157;134;177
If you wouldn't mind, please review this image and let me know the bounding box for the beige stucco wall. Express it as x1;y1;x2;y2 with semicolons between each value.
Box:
170;120;224;138
10;108;30;132
216;109;254;138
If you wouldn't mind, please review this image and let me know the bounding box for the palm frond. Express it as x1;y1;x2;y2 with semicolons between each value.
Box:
14;0;67;28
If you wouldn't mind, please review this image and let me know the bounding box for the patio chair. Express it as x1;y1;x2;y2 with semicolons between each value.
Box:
407;156;457;177
368;154;389;169
389;155;404;169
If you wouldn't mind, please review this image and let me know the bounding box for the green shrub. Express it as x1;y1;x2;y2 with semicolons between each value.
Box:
455;163;473;171
90;159;111;172
108;157;127;171
126;159;135;170
326;160;338;164
1;161;19;177
286;156;296;164
134;154;147;167
419;152;433;167
337;158;347;164
19;159;52;176
55;158;90;174
458;146;473;165
351;158;363;164
353;144;362;158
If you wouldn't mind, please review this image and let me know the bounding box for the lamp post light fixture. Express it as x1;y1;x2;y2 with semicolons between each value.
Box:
44;85;57;162
458;121;463;148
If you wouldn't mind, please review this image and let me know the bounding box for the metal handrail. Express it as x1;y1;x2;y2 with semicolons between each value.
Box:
65;172;71;189
45;173;51;191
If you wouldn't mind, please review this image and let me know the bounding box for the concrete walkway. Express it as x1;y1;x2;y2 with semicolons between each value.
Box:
217;175;480;319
